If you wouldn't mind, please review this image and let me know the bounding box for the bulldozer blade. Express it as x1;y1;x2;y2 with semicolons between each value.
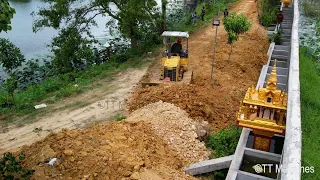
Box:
141;82;161;88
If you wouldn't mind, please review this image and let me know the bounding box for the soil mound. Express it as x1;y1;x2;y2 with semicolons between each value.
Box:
127;17;269;130
126;101;210;163
20;121;195;180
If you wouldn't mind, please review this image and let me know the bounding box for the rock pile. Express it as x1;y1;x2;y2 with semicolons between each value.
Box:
126;101;210;163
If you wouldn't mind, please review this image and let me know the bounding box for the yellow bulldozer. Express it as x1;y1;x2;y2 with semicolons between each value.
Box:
141;31;192;88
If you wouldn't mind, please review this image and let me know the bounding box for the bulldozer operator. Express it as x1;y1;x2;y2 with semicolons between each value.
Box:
170;38;183;56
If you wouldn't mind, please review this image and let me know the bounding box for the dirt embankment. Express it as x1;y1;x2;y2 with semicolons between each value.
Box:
21;122;193;180
127;0;269;130
18;102;208;180
2;1;269;179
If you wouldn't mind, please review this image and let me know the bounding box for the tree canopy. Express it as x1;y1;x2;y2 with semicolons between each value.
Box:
224;12;251;62
32;0;161;48
0;38;25;73
0;0;16;32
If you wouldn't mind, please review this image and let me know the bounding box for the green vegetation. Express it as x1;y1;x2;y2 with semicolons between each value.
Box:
223;12;251;62
0;0;16;32
166;0;239;33
258;0;279;27
0;38;25;105
206;124;242;157
0;152;34;179
300;0;320;59
204;124;241;179
300;47;320;180
0;57;145;118
302;0;320;18
268;29;283;45
115;114;126;121
0;0;243;121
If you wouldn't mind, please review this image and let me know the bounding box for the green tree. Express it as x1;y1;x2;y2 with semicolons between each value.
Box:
224;12;251;62
161;0;168;32
0;38;24;73
0;38;25;104
32;0;161;49
49;28;96;73
0;0;16;32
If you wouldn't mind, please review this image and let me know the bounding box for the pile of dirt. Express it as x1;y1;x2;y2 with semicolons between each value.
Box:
127;78;251;130
20;121;196;180
127;1;269;130
126;101;210;163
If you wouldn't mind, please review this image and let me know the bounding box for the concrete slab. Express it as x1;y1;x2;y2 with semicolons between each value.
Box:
273;50;289;56
244;148;282;162
185;155;233;175
282;42;290;46
274;45;290;51
236;171;275;180
267;66;288;76
271;55;289;61
257;65;269;88
270;60;288;68
226;128;251;180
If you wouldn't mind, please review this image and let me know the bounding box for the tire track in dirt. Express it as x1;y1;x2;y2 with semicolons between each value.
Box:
127;0;270;131
0;68;148;154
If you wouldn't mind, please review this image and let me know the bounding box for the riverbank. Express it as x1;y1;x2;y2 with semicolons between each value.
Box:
300;47;320;179
0;0;239;122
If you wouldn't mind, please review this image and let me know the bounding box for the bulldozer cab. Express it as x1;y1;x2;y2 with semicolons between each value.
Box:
160;31;189;82
161;31;189;58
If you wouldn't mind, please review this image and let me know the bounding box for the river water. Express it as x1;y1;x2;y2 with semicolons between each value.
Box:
0;0;184;60
0;0;188;79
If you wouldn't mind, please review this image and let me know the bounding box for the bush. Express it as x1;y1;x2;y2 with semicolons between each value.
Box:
0;152;34;179
15;59;54;90
205;124;241;157
259;9;277;27
268;30;283;45
258;0;279;27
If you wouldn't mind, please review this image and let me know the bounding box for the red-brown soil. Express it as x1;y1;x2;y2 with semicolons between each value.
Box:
127;0;269;131
20;121;196;180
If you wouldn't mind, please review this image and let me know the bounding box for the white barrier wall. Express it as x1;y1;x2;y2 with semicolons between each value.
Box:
280;0;302;179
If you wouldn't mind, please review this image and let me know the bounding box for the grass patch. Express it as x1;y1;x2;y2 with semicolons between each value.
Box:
202;124;241;179
206;124;241;158
115;114;126;121
300;47;320;179
0;58;146;121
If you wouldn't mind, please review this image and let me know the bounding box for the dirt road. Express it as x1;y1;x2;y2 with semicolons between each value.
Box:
128;0;269;130
1;0;267;153
0;67;148;153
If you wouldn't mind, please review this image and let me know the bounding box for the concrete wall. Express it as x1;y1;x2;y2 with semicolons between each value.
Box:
280;0;302;179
